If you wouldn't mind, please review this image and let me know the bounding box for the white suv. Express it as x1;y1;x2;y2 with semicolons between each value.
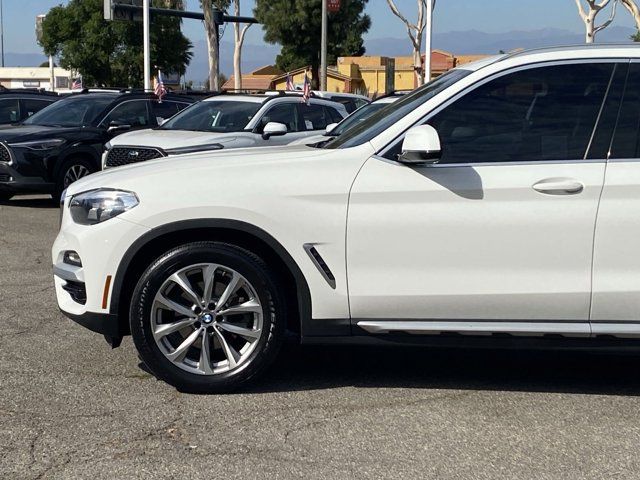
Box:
54;45;640;392
102;93;348;168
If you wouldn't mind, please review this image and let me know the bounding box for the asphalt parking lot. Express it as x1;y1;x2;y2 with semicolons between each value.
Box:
2;196;640;479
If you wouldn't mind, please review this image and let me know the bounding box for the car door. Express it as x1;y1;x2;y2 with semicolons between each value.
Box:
298;102;337;139
591;62;640;333
347;61;623;330
254;101;307;146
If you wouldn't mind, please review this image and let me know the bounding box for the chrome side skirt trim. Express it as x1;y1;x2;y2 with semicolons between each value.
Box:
356;320;591;337
592;323;640;338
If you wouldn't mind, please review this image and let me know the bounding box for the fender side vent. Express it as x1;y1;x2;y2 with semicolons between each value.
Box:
303;244;336;289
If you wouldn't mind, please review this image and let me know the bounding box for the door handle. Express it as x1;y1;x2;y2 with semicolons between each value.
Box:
532;178;584;195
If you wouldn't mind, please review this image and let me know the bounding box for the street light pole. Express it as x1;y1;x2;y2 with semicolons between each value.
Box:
1;0;5;68
320;0;327;91
424;0;433;83
143;0;151;90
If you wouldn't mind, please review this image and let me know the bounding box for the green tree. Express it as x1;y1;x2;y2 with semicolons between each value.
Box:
254;0;371;88
39;0;192;87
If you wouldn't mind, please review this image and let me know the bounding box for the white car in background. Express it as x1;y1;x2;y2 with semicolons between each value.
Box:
102;93;348;168
292;91;409;146
54;45;640;393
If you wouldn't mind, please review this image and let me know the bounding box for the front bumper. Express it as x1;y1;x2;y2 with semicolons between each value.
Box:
0;161;53;194
53;204;151;339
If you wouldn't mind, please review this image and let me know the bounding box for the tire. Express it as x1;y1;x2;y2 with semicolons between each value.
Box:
0;192;12;202
130;241;287;393
53;158;96;201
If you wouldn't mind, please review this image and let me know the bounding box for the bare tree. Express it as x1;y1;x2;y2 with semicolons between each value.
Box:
233;0;251;90
201;0;230;91
574;0;619;43
386;0;433;87
621;0;640;29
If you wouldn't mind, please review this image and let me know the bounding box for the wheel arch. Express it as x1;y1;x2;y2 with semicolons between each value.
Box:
48;147;101;181
110;219;312;339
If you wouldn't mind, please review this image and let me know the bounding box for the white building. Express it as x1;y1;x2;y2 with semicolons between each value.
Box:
0;66;74;92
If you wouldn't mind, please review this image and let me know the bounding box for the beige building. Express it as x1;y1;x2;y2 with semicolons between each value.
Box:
0;66;74;92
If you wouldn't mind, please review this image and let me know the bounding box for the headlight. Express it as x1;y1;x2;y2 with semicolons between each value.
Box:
8;138;65;150
69;189;139;225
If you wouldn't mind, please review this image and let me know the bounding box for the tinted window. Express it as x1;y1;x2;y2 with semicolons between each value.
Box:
102;100;149;127
259;103;299;132
162;100;261;133
429;63;614;164
151;100;188;125
325;106;343;124
325;68;471;149
610;64;640;159
24;95;114;127
300;103;329;130
0;98;20;124
330;102;389;136
22;98;55;119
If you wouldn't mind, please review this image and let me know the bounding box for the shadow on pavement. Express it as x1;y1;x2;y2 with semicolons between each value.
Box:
244;344;640;396
0;195;57;209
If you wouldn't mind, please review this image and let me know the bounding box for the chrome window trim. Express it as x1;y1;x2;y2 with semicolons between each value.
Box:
378;58;630;164
371;155;606;168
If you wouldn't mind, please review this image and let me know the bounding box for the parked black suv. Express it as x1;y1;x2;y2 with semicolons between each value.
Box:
0;88;60;125
0;89;205;201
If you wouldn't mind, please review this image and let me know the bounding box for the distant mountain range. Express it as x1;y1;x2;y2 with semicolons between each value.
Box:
5;26;638;84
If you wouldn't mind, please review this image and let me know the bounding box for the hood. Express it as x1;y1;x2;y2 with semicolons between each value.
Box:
110;129;247;150
0;124;82;142
67;142;358;196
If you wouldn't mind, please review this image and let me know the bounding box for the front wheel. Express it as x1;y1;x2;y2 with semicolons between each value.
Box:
130;242;286;393
53;158;95;201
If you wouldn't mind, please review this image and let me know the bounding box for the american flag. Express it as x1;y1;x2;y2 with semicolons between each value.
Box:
71;75;82;90
301;74;311;103
154;70;167;103
285;74;294;91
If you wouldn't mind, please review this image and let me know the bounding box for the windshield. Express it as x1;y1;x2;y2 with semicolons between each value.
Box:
161;100;262;133
324;69;472;149
24;95;114;127
329;102;392;136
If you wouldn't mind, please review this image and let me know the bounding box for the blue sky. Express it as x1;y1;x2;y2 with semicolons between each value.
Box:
4;0;635;54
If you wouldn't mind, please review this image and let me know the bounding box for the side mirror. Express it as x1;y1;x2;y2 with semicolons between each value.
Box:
156;117;166;126
262;122;287;140
325;123;338;134
107;121;132;133
398;124;442;165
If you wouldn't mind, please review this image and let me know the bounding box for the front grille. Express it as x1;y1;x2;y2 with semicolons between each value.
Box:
105;146;164;168
0;174;12;182
0;143;11;163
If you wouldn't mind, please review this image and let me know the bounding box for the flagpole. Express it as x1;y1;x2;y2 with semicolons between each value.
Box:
320;0;327;91
143;0;151;90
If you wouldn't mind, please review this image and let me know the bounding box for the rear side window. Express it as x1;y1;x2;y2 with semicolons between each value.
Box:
259;103;299;132
102;100;150;127
299;103;329;130
325;106;343;124
0;98;19;124
22;98;54;119
151;100;188;125
610;64;640;159
428;63;615;164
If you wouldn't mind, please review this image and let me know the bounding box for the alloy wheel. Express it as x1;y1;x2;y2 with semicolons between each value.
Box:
63;164;91;188
151;263;263;376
